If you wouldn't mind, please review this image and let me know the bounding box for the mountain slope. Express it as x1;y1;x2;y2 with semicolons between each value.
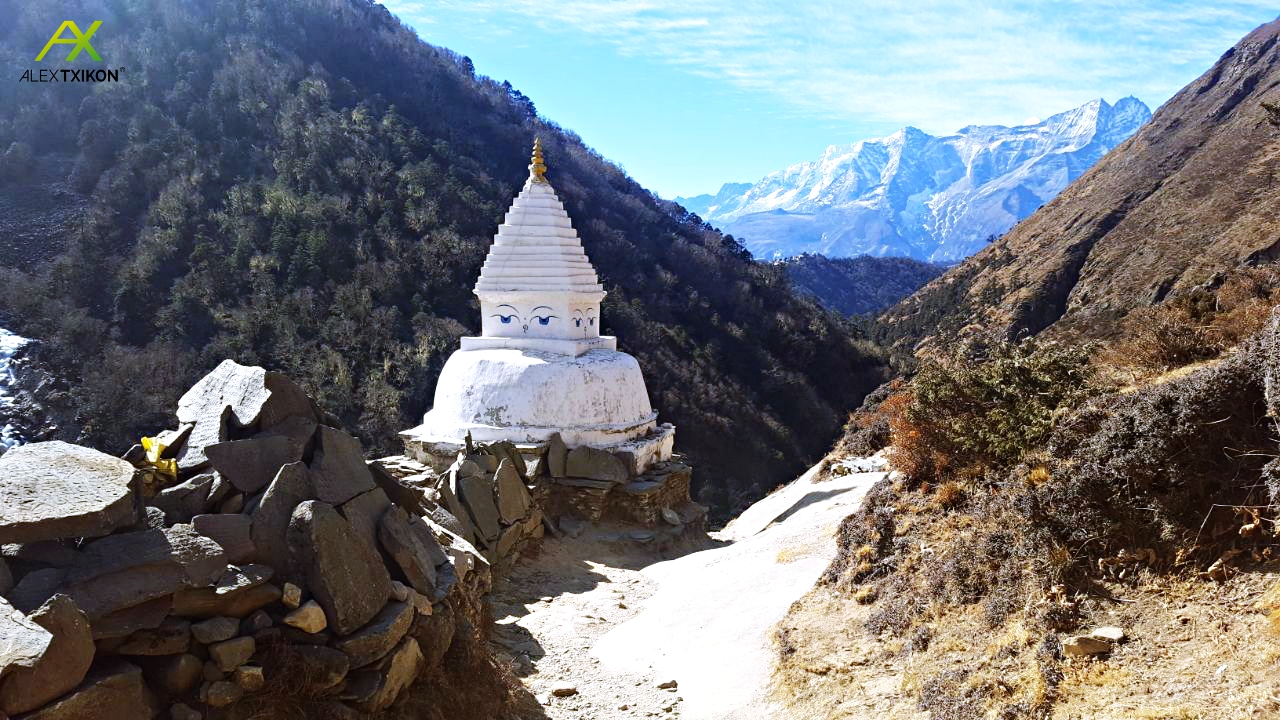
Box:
780;254;946;316
878;18;1280;356
679;98;1150;262
0;0;884;518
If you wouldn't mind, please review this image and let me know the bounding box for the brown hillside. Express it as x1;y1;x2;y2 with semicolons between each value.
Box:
880;18;1280;354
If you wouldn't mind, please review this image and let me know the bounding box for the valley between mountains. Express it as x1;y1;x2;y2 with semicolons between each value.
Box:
3;2;1280;720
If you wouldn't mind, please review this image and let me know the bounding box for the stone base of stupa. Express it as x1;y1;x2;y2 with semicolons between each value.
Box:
400;421;675;476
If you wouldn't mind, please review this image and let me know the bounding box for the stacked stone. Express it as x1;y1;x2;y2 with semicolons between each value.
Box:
432;441;546;567
408;431;706;545
0;360;488;719
544;433;706;533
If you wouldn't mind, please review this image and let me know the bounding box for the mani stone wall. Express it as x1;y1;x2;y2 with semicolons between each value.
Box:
0;360;490;720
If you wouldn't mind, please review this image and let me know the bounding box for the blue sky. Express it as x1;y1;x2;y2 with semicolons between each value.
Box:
381;1;1277;199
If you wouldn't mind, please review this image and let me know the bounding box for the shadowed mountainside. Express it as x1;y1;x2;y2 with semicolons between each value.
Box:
780;254;946;317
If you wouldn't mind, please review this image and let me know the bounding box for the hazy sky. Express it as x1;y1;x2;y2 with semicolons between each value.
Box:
381;1;1277;198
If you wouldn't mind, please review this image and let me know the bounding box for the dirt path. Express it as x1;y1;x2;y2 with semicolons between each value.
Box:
491;528;711;718
492;455;888;720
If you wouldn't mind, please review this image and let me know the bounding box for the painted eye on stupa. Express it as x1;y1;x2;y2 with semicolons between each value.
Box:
496;315;515;324
534;315;556;326
574;318;582;327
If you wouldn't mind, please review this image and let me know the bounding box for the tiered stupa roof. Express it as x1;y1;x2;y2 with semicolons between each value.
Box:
474;139;605;298
461;139;615;356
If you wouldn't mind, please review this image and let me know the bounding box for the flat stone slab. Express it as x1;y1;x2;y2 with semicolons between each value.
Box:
440;470;482;547
457;474;501;542
64;526;227;620
7;568;64;614
176;360;316;470
338;488;392;556
171;579;280;619
548;433;568;477
333;600;412;669
149;473;218;525
310;427;376;506
0;596;53;679
68;525;227;588
17;659;157;720
288;501;391;635
0;442;139;544
205;435;301;494
377;506;440;596
566;446;629;483
89;597;171;640
250;462;314;583
2;541;81;568
495;459;532;524
192;514;255;564
347;635;423;712
256;416;318;462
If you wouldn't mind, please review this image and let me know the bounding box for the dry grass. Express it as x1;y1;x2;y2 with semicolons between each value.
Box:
777;545;815;564
776;566;1280;720
932;480;964;509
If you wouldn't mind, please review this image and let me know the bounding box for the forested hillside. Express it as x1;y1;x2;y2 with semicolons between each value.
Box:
780;254;946;316
0;0;884;517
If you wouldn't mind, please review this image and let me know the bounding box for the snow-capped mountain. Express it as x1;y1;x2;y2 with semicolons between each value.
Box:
678;97;1151;262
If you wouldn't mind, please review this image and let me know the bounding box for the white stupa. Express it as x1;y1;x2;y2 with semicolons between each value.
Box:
404;140;674;470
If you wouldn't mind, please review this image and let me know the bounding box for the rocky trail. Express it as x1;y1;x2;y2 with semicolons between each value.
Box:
492;455;889;719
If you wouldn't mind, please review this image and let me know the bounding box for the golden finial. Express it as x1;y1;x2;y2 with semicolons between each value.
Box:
530;137;547;182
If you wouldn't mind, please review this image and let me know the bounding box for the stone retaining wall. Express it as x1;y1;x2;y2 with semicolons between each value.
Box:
0;361;489;719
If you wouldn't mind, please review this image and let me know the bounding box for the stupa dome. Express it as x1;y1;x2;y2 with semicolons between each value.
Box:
416;348;656;446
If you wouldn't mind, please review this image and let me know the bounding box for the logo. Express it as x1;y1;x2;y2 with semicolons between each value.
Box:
20;21;123;84
35;21;102;62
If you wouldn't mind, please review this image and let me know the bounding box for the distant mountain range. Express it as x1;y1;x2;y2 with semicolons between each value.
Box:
679;97;1151;262
878;20;1280;355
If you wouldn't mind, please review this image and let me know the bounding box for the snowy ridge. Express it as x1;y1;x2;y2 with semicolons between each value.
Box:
678;97;1150;262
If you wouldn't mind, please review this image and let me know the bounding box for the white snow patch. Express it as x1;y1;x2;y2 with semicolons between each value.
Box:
0;327;30;449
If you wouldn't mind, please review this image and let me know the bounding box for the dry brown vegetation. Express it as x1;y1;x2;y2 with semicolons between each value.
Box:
777;287;1280;718
1098;266;1280;380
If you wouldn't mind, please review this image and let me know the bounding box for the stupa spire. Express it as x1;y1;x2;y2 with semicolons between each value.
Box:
530;137;547;182
462;142;612;356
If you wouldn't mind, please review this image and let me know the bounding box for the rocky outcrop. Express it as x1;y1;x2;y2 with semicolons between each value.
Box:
0;595;95;714
0;361;491;719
